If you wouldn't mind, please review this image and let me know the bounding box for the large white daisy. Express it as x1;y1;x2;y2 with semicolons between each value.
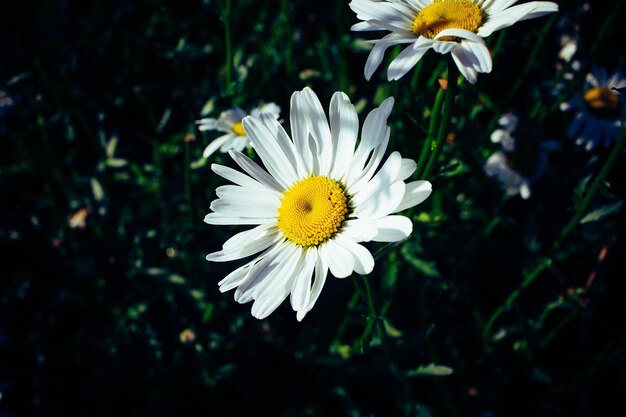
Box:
204;87;432;320
196;103;281;158
350;0;558;83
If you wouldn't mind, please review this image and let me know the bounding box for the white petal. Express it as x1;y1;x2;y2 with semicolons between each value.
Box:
228;150;284;193
366;18;414;36
506;1;558;22
290;248;318;312
335;235;375;275
203;134;233;158
387;41;431;81
250;102;281;119
356;180;405;219
252;244;302;299
353;151;402;207
300;87;333;175
371;215;413;242
211;163;270;193
227;137;249;153
394;180;432;212
485;0;520;14
250;246;302;319
235;242;294;303
256;113;300;177
350;0;415;22
329;92;359;179
343;219;379;242
290;90;314;175
405;0;429;10
398;158;417;181
431;40;457;55
196;117;220;132
347;97;394;184
320;240;355;278
218;261;254;293
209;199;277;219
452;46;479;84
478;2;558;37
206;225;280;262
364;38;392;80
520;181;531;199
347;126;390;193
215;184;280;208
464;41;492;73
297;254;328;321
435;28;485;44
202;213;275;225
243;116;298;187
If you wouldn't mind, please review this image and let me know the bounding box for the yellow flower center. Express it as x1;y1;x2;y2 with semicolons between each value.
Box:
412;0;484;42
231;121;246;136
584;87;619;110
277;176;349;247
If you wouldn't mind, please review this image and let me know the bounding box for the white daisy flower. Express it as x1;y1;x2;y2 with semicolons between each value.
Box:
561;67;626;151
196;103;281;158
204;87;432;320
485;151;532;199
349;0;558;83
485;112;557;199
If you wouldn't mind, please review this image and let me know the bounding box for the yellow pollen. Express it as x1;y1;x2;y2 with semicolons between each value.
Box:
412;0;484;42
584;87;619;110
277;176;349;247
231;121;246;136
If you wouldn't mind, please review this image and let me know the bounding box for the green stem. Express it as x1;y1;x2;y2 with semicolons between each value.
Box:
557;123;626;244
507;14;556;101
361;274;378;319
355;274;380;352
415;87;445;178
538;310;577;350
422;57;458;179
332;289;360;345
483;121;626;350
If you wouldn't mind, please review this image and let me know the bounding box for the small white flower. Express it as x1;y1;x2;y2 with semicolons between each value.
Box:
204;87;432;320
558;34;577;62
490;113;518;151
196;103;281;158
562;67;626;151
350;0;558;84
485;113;556;199
485;151;532;199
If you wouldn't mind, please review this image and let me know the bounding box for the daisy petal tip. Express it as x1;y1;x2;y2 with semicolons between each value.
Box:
296;310;307;322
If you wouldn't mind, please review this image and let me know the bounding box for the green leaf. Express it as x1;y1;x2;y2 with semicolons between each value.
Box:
401;246;441;277
580;201;623;224
106;158;128;168
406;363;454;377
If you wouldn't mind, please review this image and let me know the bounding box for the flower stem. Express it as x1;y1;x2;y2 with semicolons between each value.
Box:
422;57;458;180
507;14;556;101
355;274;380;352
557;122;626;244
415;87;445;178
483;120;626;350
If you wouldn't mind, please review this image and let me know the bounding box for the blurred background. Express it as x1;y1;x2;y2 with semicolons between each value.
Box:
1;0;625;416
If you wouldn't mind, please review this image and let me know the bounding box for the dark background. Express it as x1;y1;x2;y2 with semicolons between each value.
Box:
1;0;625;416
